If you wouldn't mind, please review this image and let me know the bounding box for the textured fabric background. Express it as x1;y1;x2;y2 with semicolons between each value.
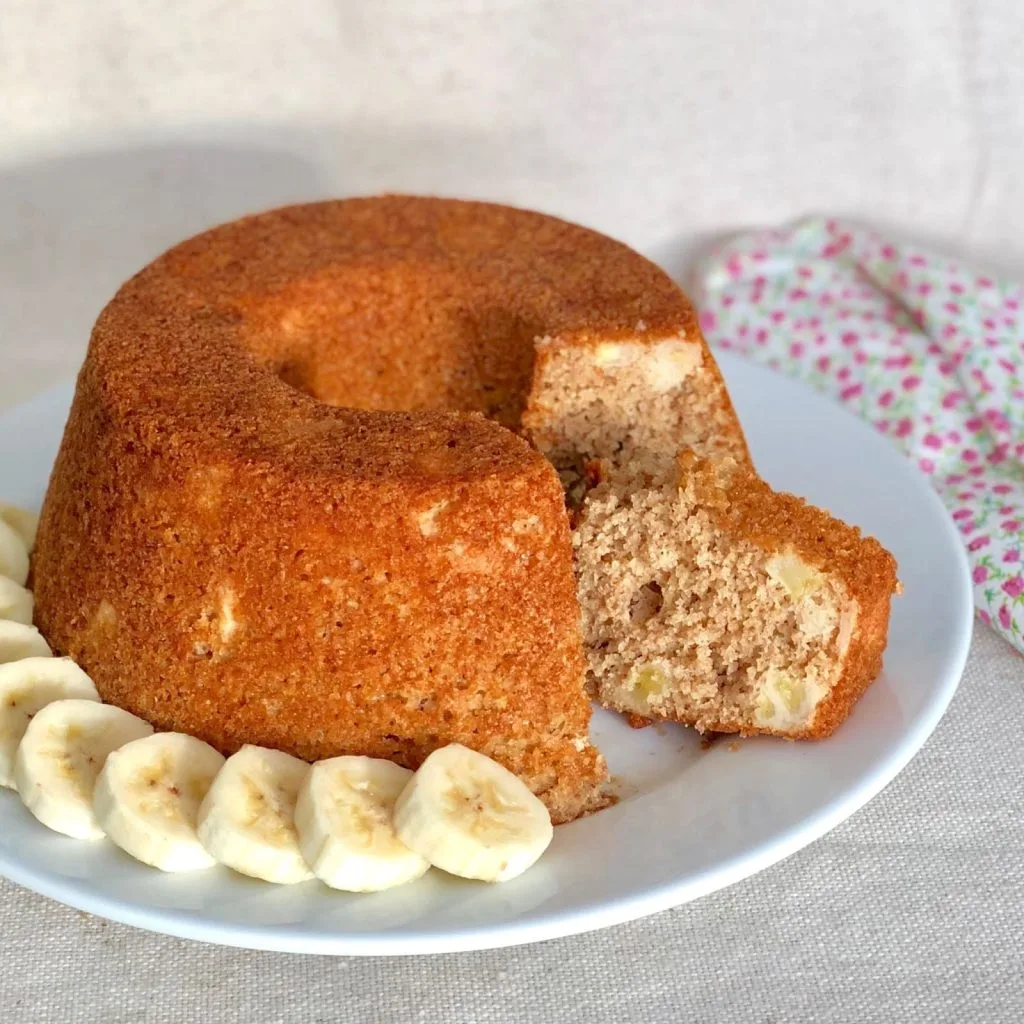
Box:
2;1;1023;1020
1;631;1021;1024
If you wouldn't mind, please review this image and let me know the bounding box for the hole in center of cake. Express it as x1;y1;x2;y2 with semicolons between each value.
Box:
240;266;544;429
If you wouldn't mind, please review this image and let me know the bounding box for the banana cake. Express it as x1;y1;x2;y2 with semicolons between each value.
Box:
31;196;748;823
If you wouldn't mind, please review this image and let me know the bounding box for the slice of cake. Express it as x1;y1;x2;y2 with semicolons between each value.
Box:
524;289;898;739
572;449;899;739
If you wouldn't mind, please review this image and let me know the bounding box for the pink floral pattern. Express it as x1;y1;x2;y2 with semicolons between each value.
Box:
690;218;1024;654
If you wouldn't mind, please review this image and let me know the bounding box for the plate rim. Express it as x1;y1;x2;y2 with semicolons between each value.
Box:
0;356;975;954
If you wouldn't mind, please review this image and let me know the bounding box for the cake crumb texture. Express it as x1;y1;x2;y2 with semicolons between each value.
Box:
573;449;899;739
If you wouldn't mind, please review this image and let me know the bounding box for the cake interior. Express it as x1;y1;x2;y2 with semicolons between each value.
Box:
572;465;856;736
524;335;747;490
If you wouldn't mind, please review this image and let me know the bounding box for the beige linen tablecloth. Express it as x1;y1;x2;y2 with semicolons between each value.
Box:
1;630;1020;1023
2;1;1024;1019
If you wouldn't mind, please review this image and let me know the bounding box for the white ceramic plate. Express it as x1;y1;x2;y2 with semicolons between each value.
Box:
0;352;972;955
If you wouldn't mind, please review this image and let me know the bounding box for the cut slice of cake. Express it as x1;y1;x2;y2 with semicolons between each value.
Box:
572;449;899;739
523;296;899;740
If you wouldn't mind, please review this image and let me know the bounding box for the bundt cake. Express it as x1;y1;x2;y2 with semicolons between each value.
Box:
573;449;900;738
31;196;748;823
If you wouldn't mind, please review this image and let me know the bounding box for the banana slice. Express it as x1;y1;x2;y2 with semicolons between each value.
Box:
14;698;153;839
0;621;52;664
197;745;313;884
94;732;225;872
0;504;38;553
0;519;29;587
0;576;33;625
0;657;100;788
294;756;429;892
393;744;553;883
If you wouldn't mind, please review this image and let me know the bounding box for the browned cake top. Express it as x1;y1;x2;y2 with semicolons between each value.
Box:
87;196;698;486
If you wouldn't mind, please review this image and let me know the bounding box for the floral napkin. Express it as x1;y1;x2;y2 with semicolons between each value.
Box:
689;218;1024;655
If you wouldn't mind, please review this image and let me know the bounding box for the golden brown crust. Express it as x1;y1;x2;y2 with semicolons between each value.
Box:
801;574;892;738
678;450;899;739
102;194;703;439
681;451;898;606
697;348;752;467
